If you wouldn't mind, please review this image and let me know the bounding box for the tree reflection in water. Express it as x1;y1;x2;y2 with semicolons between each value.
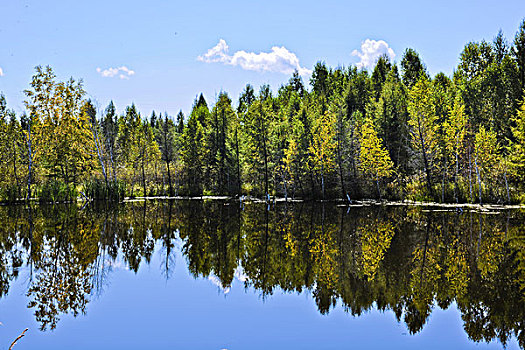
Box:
0;200;524;347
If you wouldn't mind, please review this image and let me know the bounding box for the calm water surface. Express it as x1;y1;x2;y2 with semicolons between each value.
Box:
0;200;523;349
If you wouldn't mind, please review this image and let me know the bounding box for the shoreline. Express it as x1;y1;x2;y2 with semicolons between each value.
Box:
1;195;524;212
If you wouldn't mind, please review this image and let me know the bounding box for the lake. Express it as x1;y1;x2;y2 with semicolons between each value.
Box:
0;200;523;349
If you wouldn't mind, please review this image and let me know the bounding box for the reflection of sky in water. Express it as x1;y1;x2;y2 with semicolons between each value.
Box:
0;243;519;350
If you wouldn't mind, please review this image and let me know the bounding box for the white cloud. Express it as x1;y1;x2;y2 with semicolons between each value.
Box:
108;257;129;271
198;39;311;76
207;267;247;294
234;266;247;282
208;275;230;294
0;67;4;76
96;66;135;79
198;39;231;64
352;39;395;69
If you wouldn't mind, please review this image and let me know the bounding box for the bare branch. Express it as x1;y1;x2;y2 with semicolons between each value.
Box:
9;328;28;350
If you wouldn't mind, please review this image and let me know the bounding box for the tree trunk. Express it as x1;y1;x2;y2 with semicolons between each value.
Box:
26;123;33;201
504;160;510;203
12;139;19;200
441;163;446;203
337;143;346;200
417;116;433;198
166;160;173;196
142;157;146;197
91;123;107;185
263;139;269;197
454;151;459;203
236;131;241;195
320;162;325;200
282;172;288;202
468;148;473;203
473;154;482;205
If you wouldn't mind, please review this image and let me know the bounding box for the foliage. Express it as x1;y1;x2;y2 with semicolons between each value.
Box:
358;118;394;196
2;22;525;203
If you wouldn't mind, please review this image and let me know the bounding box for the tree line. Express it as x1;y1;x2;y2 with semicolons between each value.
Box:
2;20;525;203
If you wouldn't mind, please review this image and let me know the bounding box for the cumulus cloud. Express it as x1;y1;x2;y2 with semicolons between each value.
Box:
352;39;395;69
198;39;311;76
208;275;231;294
234;266;247;282
108;258;129;271
207;266;248;294
96;66;135;79
0;67;4;76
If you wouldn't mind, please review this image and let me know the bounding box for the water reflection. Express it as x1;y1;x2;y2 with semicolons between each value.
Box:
0;201;524;347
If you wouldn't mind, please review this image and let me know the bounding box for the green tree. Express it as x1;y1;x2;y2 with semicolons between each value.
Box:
443;98;468;202
508;99;525;193
117;104;141;194
371;54;392;101
157;113;177;196
205;93;236;194
311;62;330;97
474;126;500;202
101;101;118;182
374;66;410;174
133;119;160;196
24;66;94;199
0;95;24;201
181;105;205;196
401;48;428;88
242;97;273;196
514;19;525;91
344;68;371;119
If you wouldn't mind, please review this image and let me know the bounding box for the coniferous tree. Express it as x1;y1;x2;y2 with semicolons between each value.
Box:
181;103;205;196
311;62;330;97
345;68;371;120
374;66;411;174
514;19;525;91
157;113;177;196
401;48;428;88
371;54;392;101
102;101;118;182
242;95;273;196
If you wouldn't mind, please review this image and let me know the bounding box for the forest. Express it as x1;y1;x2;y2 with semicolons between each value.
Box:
2;20;525;203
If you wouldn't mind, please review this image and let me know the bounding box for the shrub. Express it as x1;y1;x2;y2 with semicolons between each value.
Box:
82;178;126;201
38;180;77;203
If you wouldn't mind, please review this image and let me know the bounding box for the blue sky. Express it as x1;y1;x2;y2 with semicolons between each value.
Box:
1;0;525;118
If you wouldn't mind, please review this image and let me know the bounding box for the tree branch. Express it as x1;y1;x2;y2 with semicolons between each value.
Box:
9;328;28;350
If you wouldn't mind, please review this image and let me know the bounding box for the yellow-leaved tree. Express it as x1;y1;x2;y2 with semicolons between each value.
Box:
474;125;500;203
24;66;95;201
443;97;468;202
308;111;336;199
407;76;440;198
358;118;394;199
509;98;525;195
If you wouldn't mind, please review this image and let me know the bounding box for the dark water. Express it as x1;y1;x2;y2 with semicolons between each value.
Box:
0;200;524;349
